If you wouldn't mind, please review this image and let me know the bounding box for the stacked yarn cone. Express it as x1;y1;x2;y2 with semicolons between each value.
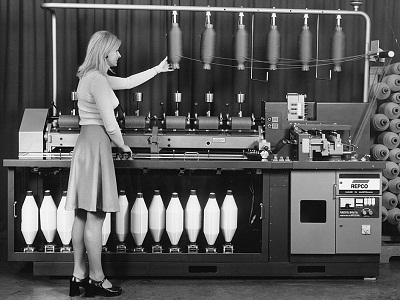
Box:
370;62;400;235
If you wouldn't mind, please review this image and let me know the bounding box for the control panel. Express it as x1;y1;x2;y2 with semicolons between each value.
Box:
337;174;380;219
338;197;379;218
336;173;381;254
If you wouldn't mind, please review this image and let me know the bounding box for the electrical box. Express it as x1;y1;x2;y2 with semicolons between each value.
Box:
291;170;381;255
335;172;381;254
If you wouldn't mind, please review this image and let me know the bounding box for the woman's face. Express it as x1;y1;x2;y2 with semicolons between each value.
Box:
106;47;121;68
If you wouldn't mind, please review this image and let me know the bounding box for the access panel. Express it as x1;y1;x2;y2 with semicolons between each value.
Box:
291;171;336;254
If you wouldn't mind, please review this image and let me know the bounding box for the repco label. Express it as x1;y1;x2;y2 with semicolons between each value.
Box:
338;175;380;195
350;181;369;189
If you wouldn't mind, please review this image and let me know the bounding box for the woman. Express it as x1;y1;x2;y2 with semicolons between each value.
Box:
66;30;173;297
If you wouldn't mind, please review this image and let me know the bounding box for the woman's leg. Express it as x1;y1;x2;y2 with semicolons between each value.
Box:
71;209;88;279
84;210;113;287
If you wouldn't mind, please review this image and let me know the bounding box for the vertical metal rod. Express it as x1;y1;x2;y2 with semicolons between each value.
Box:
51;11;57;115
250;13;254;80
315;14;320;79
363;18;371;103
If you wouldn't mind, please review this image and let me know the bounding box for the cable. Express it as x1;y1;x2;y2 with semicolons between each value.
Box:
178;53;366;71
248;178;257;226
385;4;400;53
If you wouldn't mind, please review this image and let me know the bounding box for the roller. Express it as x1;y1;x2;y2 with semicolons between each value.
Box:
58;115;80;129
331;14;345;72
370;82;391;101
266;12;280;70
382;191;398;209
234;12;248;71
385;62;400;75
388;176;400;193
231;117;252;130
389;148;400;163
125;116;146;129
298;13;312;71
198;116;220;130
370;114;389;131
382;206;388;222
389;119;400;133
168;11;183;69
370;144;389;161
387;207;400;225
165;116;187;130
200;11;216;70
382;161;400;179
382;75;400;92
390;93;400;104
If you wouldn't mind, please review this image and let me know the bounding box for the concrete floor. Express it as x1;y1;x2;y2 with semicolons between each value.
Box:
1;239;400;300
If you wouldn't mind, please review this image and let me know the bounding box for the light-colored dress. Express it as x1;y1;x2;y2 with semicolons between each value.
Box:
66;68;158;212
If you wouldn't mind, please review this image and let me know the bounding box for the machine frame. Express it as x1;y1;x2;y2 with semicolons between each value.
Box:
4;158;383;277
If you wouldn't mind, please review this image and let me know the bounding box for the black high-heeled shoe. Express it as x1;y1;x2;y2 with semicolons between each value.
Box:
69;276;89;297
84;277;122;297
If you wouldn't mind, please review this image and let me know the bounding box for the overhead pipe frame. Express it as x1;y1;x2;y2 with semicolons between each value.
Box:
41;3;372;109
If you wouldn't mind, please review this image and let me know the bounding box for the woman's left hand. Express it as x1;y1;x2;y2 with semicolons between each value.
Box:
154;57;174;73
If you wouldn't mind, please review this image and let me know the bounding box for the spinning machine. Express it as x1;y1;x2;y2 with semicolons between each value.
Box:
4;2;389;278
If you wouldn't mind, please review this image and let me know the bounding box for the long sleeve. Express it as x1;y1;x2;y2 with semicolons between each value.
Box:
90;75;125;148
106;68;158;90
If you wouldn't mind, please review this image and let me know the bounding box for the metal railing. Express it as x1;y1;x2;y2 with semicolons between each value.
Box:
41;3;371;109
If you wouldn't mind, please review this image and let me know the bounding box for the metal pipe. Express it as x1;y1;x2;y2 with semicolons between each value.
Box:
44;9;58;115
41;3;367;15
41;3;371;103
51;11;57;115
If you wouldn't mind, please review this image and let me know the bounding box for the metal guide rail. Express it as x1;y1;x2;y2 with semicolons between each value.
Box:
41;2;371;104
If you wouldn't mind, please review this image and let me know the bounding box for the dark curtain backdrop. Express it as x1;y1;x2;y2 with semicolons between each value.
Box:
1;0;400;237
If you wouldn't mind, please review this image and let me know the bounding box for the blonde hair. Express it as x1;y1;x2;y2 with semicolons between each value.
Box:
77;31;121;78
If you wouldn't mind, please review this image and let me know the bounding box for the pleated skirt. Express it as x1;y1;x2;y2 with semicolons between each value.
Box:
66;125;119;212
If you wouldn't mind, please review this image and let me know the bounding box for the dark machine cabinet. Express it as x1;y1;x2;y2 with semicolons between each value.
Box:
4;159;382;278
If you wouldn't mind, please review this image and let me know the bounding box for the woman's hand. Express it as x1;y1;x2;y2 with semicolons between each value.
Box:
120;144;132;157
154;57;174;73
